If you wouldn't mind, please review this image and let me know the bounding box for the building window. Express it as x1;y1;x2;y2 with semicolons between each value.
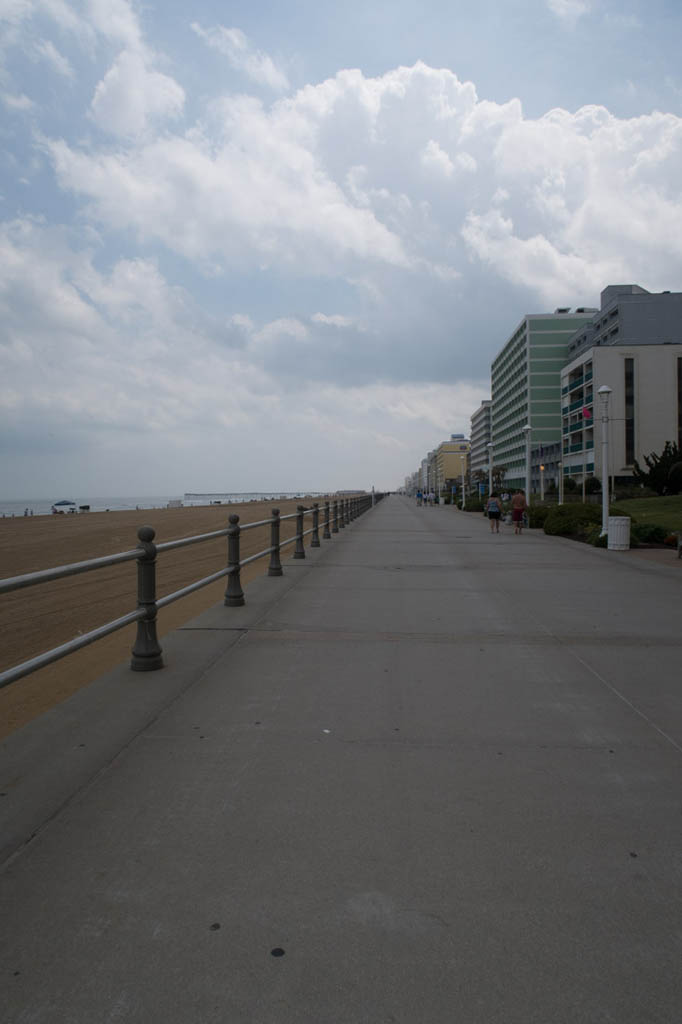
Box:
624;358;635;465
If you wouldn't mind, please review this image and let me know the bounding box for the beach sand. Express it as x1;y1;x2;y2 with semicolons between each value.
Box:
0;499;330;739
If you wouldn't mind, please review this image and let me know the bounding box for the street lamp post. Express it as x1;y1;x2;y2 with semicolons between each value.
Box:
523;424;531;502
540;463;545;502
598;385;612;536
558;461;564;504
461;461;466;509
487;442;493;497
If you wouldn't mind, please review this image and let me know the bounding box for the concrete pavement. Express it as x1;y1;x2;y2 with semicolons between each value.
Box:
1;495;681;1023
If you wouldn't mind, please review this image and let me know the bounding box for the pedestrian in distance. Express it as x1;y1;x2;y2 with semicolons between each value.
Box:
416;489;423;506
486;492;503;533
511;489;527;535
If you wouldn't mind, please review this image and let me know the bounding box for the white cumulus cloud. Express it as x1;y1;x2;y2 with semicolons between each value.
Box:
547;0;590;25
191;22;289;92
90;47;185;136
34;38;74;77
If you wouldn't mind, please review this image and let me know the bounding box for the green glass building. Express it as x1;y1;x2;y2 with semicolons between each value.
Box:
490;309;596;490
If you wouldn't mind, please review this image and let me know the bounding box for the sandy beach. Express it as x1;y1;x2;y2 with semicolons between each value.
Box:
0;498;331;739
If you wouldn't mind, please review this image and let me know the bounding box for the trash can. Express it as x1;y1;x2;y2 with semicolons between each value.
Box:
608;516;630;550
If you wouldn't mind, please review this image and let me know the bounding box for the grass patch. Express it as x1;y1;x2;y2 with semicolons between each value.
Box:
613;495;682;532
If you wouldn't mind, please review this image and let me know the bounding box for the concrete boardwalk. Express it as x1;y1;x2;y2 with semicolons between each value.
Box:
1;495;681;1023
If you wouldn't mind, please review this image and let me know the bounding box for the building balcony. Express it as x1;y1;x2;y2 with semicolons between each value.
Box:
567;375;584;393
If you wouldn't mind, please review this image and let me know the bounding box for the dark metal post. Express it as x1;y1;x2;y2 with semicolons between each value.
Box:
224;514;245;606
311;503;320;547
344;498;350;526
323;500;331;539
294;505;306;558
268;508;283;576
131;525;163;671
332;499;339;533
339;498;346;529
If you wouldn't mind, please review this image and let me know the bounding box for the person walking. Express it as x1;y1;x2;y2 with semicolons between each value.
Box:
511;489;527;535
416;489;423;506
486;492;502;533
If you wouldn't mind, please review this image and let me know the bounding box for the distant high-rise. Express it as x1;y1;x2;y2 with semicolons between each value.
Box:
470;401;492;481
490;309;596;490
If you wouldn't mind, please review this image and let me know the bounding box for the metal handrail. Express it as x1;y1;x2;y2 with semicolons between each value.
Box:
0;548;141;595
0;494;384;689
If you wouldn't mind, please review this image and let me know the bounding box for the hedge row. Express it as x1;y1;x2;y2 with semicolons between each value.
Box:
537;503;672;548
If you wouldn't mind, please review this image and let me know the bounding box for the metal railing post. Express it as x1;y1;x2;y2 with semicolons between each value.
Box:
224;514;245;605
344;499;350;526
311;503;320;547
294;505;306;558
268;508;283;576
131;526;163;671
332;499;339;533
323;500;331;539
339;498;346;528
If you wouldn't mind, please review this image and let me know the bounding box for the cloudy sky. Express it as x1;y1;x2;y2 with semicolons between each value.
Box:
2;0;682;497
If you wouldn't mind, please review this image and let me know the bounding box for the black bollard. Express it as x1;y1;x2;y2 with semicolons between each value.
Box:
311;503;320;547
323;500;331;540
131;526;163;671
332;499;339;533
268;508;283;576
224;514;245;605
294;505;306;558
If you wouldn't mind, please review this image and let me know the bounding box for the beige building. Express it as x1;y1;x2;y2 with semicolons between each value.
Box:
434;435;470;494
561;284;682;486
561;344;682;485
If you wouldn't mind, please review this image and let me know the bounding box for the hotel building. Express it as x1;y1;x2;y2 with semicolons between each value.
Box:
470;401;492;480
490;309;596;490
561;285;682;486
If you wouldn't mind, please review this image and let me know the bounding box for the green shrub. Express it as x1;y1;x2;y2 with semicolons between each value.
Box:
585;524;608;547
543;503;603;537
630;522;667;545
544;503;638;539
528;505;552;528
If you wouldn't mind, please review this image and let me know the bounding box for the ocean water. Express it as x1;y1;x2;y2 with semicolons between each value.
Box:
0;492;328;518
